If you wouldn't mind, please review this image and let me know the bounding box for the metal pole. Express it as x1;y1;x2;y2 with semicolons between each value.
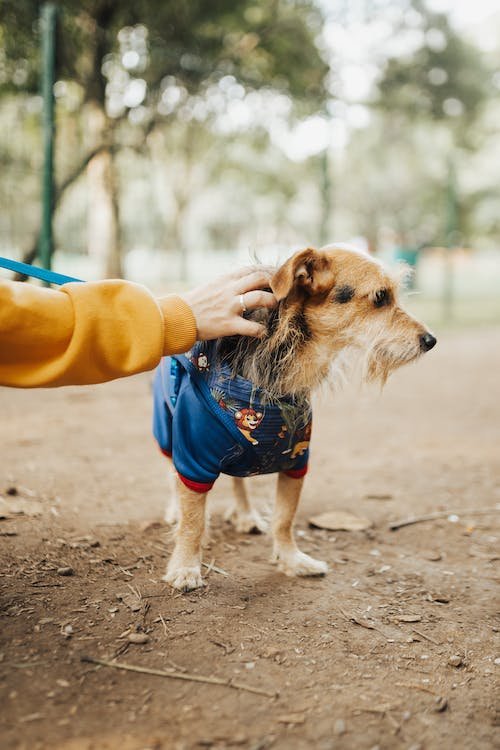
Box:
39;3;57;275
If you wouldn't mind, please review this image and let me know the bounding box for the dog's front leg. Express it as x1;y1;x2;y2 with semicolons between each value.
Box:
163;479;207;591
163;455;179;525
271;473;328;577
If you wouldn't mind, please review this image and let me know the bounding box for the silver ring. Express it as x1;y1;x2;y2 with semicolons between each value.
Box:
239;293;247;313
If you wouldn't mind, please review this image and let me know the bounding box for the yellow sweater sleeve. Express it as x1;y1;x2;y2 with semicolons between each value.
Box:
0;279;197;388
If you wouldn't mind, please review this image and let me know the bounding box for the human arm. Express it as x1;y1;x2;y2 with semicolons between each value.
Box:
0;278;195;387
0;268;276;388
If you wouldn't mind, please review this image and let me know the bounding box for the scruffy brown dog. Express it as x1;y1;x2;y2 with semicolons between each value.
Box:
158;244;436;591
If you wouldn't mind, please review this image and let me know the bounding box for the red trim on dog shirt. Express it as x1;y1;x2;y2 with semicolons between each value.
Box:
160;448;172;458
284;466;308;479
178;474;215;493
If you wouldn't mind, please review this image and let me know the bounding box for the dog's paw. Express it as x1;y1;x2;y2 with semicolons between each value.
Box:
225;507;268;535
163;565;204;592
273;549;328;577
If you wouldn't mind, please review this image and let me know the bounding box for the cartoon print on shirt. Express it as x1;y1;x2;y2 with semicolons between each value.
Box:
191;351;210;371
234;408;264;445
290;421;312;458
279;399;311;455
278;424;288;439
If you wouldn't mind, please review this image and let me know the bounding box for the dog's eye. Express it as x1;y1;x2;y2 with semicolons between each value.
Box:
334;285;354;304
373;288;390;308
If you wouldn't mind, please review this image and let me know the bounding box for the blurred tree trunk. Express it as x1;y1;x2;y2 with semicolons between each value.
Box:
149;122;199;282
363;209;379;255
84;104;122;279
172;123;197;282
171;191;189;282
319;148;333;247
83;7;122;279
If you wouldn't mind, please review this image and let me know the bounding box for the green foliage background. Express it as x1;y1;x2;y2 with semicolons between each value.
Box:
0;0;498;282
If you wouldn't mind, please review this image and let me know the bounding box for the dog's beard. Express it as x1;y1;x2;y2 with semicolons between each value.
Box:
326;344;361;391
323;323;422;390
364;334;422;386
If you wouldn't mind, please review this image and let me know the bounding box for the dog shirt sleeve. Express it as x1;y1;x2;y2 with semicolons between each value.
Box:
152;366;174;458
282;439;309;478
284;461;309;479
154;360;243;491
171;373;238;490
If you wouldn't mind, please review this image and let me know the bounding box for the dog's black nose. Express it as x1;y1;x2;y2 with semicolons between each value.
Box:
420;332;437;352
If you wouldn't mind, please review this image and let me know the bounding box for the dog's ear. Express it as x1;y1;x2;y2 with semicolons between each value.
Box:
271;248;333;301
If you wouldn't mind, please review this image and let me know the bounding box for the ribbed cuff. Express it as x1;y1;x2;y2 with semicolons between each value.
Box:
284;466;308;479
157;294;197;355
178;474;215;493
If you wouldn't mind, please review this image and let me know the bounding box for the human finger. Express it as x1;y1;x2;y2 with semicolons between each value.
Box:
238;290;276;312
229;265;276;282
232;318;267;338
235;270;274;295
226;266;256;280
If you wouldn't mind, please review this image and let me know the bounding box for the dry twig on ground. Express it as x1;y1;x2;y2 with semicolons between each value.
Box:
388;506;500;531
81;655;278;698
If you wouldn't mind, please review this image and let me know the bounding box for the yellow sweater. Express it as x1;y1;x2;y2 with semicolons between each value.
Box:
0;279;197;388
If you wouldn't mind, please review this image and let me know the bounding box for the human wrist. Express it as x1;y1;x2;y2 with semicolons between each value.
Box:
157;294;197;355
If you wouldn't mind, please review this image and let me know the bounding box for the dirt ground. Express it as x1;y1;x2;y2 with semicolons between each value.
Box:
1;327;499;750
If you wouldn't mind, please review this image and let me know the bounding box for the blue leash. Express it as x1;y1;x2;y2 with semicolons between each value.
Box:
0;256;83;286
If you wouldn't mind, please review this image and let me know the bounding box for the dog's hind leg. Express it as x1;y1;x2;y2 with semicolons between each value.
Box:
163;455;179;525
163;480;207;591
271;473;328;577
225;478;267;534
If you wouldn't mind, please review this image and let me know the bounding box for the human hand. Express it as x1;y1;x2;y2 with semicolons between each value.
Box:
178;266;277;340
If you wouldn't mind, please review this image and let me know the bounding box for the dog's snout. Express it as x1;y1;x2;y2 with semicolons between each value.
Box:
420;332;437;352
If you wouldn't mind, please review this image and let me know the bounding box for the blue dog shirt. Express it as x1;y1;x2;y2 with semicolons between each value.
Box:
153;342;312;492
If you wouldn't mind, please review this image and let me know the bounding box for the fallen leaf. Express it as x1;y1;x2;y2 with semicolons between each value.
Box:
309;511;372;532
277;712;306;725
128;632;149;644
424;550;442;562
0;497;43;517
